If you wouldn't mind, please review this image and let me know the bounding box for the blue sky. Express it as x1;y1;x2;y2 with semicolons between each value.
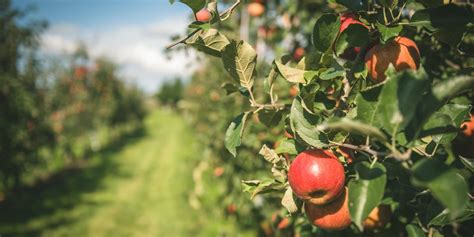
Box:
12;0;197;93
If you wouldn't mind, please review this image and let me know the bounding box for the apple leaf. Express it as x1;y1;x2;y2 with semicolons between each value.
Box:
186;29;230;57
422;104;470;144
319;118;388;142
334;24;369;56
281;187;298;214
178;0;206;13
406;224;426;237
406;75;474;141
376;22;402;43
356;68;429;138
225;111;252;157
275;138;298;155
222;40;257;89
312;14;340;53
275;59;307;84
349;162;387;231
411;158;469;219
290;97;328;148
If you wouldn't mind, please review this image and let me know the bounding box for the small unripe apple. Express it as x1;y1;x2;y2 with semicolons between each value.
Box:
247;2;265;17
195;8;211;22
365;36;420;83
305;187;351;230
363;205;392;230
461;114;474;137
288;149;345;205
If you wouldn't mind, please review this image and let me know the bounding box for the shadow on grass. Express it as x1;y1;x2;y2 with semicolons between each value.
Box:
0;126;147;237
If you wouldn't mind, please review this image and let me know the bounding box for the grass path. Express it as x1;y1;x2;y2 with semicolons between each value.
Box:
0;109;203;237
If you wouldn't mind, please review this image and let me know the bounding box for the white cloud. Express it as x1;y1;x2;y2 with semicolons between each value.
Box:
40;17;198;94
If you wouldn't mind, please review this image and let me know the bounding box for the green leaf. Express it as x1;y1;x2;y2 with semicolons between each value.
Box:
349;162;387;231
376;22;402;43
319;67;344;80
312;14;341;53
222;40;257;89
406;224;426;237
410;4;472;46
242;179;285;199
225;112;251;157
186;29;230;57
428;202;474;226
275;138;298;155
356;69;429;137
330;0;366;11
179;0;206;13
281;187;298;214
290;97;328;148
406;75;474;141
459;156;474;172
334;24;369;56
411;158;469;219
258;109;283;128
320;118;388;142
275;59;307;84
422;104;470;144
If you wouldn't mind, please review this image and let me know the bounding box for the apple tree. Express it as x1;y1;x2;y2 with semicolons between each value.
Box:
169;0;473;236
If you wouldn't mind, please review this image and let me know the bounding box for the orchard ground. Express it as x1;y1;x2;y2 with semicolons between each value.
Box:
0;109;251;237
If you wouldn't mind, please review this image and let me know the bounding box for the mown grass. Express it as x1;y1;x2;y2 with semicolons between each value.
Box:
0;109;251;237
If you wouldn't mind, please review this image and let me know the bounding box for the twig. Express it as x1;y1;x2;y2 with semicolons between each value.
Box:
329;141;388;158
166;0;242;49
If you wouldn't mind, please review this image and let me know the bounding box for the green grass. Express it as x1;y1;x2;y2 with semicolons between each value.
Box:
0;109;227;237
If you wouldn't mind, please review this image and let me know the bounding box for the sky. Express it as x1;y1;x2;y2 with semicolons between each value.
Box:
13;0;198;93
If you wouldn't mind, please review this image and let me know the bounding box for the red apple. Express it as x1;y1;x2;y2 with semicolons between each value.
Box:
293;47;305;62
305;187;351;230
365;36;420;83
195;8;211;22
363;205;392;230
461;114;474;137
288;149;345;205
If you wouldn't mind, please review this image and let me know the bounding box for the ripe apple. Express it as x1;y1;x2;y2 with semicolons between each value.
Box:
195;8;211;22
247;2;265;17
363;205;392;230
365;36;420;83
293;47;305;62
305;187;351;230
337;13;368;60
288;149;345;205
289;85;299;98
461;114;474;137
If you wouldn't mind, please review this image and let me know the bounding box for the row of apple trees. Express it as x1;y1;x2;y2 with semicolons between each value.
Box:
170;0;473;236
0;1;146;192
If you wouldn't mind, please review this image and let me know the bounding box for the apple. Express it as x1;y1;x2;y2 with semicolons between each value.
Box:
293;47;305;62
337;13;368;61
363;205;392;230
305;187;351;230
461;114;474;137
277;217;290;229
289;85;299;98
288;149;345;205
365;36;420;83
195;8;211;22
247;2;265;17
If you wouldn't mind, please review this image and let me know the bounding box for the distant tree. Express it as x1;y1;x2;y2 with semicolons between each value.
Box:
156;78;184;106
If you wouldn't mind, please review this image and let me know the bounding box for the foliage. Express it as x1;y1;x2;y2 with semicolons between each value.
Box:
171;0;474;236
155;79;184;107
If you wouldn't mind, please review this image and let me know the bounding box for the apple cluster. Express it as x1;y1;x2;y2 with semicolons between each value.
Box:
337;13;421;83
288;149;351;230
